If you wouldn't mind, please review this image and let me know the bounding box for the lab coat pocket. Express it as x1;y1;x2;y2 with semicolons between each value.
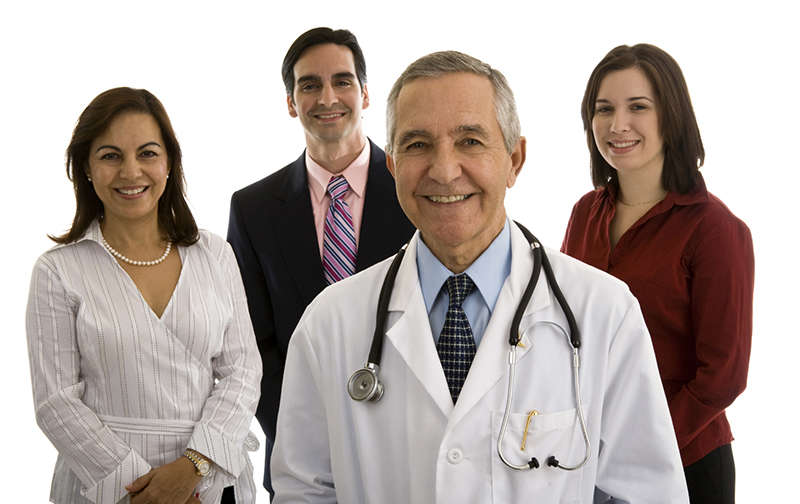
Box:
490;408;581;503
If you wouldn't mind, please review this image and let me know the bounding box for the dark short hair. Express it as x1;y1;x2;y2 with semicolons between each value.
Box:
52;87;198;245
581;44;705;193
281;27;367;98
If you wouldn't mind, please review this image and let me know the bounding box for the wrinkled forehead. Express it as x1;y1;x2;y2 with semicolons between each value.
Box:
394;73;497;132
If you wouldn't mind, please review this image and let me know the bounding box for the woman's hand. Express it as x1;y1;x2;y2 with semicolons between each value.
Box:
127;456;202;504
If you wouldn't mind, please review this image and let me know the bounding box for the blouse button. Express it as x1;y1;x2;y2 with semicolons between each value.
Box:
447;448;463;464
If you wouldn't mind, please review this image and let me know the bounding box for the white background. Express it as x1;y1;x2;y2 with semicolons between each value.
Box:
2;0;797;501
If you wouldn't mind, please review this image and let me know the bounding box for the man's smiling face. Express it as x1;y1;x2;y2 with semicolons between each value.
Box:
387;72;524;268
288;43;369;147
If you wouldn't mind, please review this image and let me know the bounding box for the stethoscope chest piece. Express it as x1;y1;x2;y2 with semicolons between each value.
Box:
347;363;384;402
347;223;589;471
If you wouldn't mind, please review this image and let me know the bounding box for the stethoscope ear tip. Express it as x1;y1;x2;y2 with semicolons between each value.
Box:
526;456;559;469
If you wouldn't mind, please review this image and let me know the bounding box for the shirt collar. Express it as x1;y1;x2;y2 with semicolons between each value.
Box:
667;172;709;206
416;219;511;314
46;219;104;253
306;140;370;203
84;219;103;243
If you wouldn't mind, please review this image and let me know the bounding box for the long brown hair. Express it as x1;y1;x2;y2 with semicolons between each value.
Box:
581;44;705;193
52;87;198;244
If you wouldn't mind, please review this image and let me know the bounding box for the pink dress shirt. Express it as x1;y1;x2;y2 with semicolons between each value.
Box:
306;141;370;259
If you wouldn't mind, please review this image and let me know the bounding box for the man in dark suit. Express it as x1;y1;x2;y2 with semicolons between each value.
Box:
225;27;415;501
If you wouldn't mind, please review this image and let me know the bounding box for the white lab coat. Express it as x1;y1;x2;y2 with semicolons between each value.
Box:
272;223;688;503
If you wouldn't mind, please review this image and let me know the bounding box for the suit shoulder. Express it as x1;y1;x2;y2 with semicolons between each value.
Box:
231;160;298;204
367;138;386;160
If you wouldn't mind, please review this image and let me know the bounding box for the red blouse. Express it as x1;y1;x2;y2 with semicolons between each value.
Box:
561;175;754;466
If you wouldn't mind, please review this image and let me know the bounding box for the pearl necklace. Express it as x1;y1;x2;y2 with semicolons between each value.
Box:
101;235;172;266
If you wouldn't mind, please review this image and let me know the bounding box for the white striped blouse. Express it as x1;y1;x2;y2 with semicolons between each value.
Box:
26;220;262;504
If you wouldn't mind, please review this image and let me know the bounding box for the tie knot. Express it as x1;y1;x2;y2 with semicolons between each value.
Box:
327;175;349;200
445;274;476;308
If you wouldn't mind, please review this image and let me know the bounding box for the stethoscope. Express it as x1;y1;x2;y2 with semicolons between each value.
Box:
347;222;590;472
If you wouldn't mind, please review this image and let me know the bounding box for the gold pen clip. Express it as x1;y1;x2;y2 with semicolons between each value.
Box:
520;409;539;451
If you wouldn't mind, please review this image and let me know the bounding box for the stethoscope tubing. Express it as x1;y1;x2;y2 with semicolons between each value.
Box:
350;222;591;471
496;321;591;472
368;243;407;365
497;344;533;469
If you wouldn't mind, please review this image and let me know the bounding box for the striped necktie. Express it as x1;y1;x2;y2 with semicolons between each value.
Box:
437;274;477;404
322;175;356;284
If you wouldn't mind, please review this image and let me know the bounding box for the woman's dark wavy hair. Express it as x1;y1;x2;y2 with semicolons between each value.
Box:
51;87;198;245
581;44;704;193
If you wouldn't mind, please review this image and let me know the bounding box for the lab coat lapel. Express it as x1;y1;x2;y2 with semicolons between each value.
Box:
385;233;454;417
448;222;556;427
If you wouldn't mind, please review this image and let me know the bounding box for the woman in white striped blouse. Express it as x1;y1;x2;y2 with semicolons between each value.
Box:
26;88;262;504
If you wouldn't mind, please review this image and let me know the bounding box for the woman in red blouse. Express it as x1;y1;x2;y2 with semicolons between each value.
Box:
561;44;754;503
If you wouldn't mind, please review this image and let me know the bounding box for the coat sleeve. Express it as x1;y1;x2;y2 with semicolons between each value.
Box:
669;212;754;452
26;257;151;504
187;242;262;480
271;321;337;504
594;296;689;502
227;193;284;444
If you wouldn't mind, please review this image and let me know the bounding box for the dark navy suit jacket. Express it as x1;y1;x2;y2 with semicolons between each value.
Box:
227;140;415;491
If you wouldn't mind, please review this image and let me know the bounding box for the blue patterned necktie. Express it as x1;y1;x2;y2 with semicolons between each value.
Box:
322;176;357;285
437;274;477;404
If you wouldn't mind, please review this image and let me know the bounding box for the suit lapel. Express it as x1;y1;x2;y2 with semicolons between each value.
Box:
273;141;405;303
356;140;407;271
385;234;454;417
272;152;326;301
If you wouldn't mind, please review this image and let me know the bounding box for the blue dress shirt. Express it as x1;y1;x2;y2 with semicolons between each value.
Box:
416;219;511;347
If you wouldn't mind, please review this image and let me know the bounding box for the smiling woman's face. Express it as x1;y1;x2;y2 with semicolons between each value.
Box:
592;67;664;180
87;112;169;227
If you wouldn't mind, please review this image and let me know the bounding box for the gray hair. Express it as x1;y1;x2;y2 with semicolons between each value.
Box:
385;51;521;154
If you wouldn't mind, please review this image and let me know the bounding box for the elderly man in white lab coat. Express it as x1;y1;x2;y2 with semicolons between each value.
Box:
271;51;689;503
